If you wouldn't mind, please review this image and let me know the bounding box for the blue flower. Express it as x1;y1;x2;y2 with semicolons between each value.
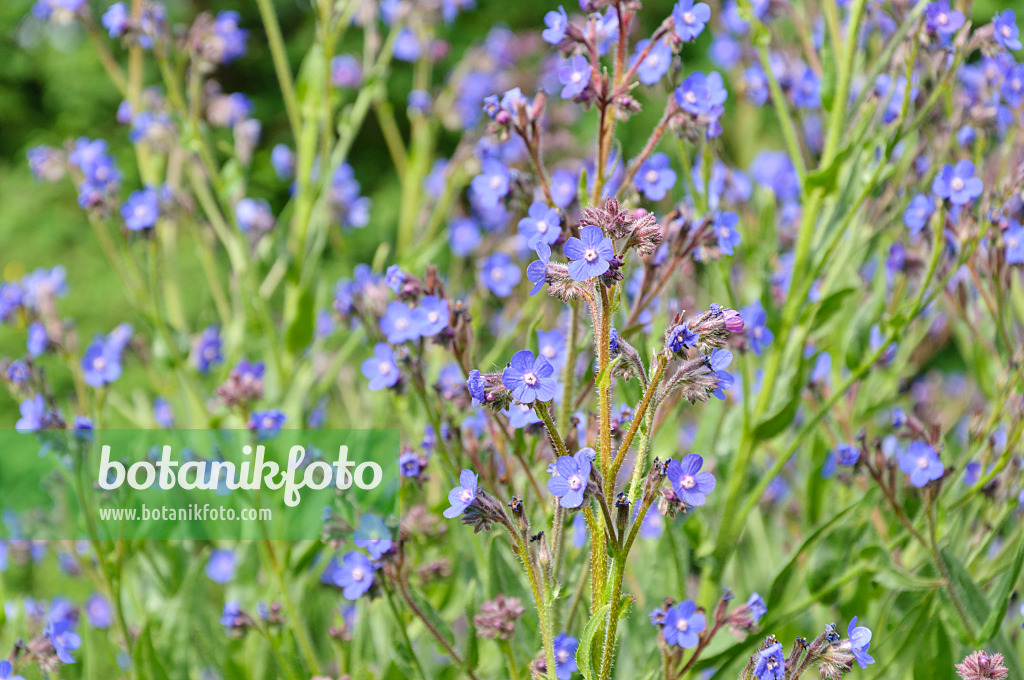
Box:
1005;220;1024;264
193;325;223;373
631;39;673;85
236;198;274;234
932;161;983;205
205;549;237;584
925;1;965;37
547;449;592;508
449;217;482;256
467;369;486;406
564;225;614;281
400;451;423;478
354;514;393;559
362;343;400;391
635;153;677;200
709;348;734;400
380;301;420;344
444;469;479;518
673;0;711;41
559;55;591;99
542;6;568;44
550;169;579;208
835;443;859;466
666;454;716;506
82;337;123;387
744;303;774;356
45;618;81;664
413;296;449;337
745;593;767;623
102;3;129;37
898;441;943;487
479;253;522;297
662;600;705;648
537;329;566;368
553;633;579;680
994;10;1022;51
333;551;375;600
393;28;422;61
502;350;557;403
527;243;552;296
248;410;286;439
753;642;785;679
791;66;821;109
471;159;510;207
27;321;48;357
6;360;29;385
667;324;698;352
330;55;362;88
85;594;112;630
121;187;160;231
15;395;53;432
212;11;248;63
903;194;935;235
675;71;727;116
519;202;562;247
504;403;542;428
846;617;874;668
714;211;742;254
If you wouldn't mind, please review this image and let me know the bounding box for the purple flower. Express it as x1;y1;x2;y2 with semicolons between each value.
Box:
537;329;566;368
675;71;728;116
673;0;711;41
666;454;716;506
932;161;983;205
205;549;237;584
550;169;579;208
0;282;24;322
16;395;54;432
45;619;81;664
502;350;557;403
791;66;821;109
213;11;248;63
449;217;482;256
744;303;774;355
102;3;129;37
527;243;552;296
444;469;479;518
667;324;699;352
899;441;943;487
710;348;734;400
847;617;874;668
471;159;510;207
153;397;174;427
362;343;400;391
236;198;274;234
835;443;859;466
380;301;420;344
714;211;741;254
543;6;568;44
504;403;542;428
631;39;673;85
248;410;286;438
27;321;48;357
925;1;965;37
82;337;123;387
467;369;486;406
519;202;562;247
564;225;614;281
333;551;375;600
193;326;223;373
903;194;935;235
271;144;295;180
85;594;112;630
662;600;705;648
6;360;29;385
393;28;422;61
121;188;160;231
547;449;592;508
635;153;677;201
553;634;579;680
752;151;799;203
746;593;767;623
479;253;522;297
1004;220;1024;264
330;55;363;88
994;10;1022;51
354;514;393;560
753;642;785;679
559;55;591;99
413;296;449;337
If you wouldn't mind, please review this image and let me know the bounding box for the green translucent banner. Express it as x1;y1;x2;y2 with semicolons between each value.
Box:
0;429;400;540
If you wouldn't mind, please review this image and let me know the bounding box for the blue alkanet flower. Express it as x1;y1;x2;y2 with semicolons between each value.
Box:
205;549;237;584
194;325;224;373
898;441;943;487
673;0;711;41
502;350;557;403
45;619;81;664
542;5;568;44
413;296;449;337
0;660;24;680
479;253;522;297
354;514;393;560
932;160;983;205
835;444;860;466
564;225;614;281
635;153;677;200
519;202;562;247
667;324;698;352
362;343;400;391
212;11;248;63
527;243;552;295
547;449;592;508
553;634;579;680
714;211;742;254
925;0;965;37
744;303;774;356
753;642;785;679
904;194;935;235
631;39;673;85
537;329;566;368
846;617;875;669
1004;220;1024;264
471;159;510;207
666;454;716;506
380;301;420;344
994;10;1022;51
559;55;592;99
82;337;123;387
444;469;479;518
675;71;728;116
662;600;705;648
121;187;160;231
709;348;734;400
746;593;767;623
248;410;286;439
333;551;375;600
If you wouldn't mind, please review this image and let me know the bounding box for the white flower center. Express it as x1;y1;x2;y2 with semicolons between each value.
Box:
459;488;474;503
647;54;660;67
684;91;697;103
542;345;556;358
378;362;392;375
491;268;504;280
568;474;583;490
1002;25;1013;37
351;568;365;581
490;176;502;189
680;474;696;490
523;371;538;386
584;247;598;262
428;311;439;323
557;650;569;664
572;71;583;83
536;220;548;233
676;617;689;631
682;11;695;24
645;169;660;184
396;318;408;330
94;357;107;371
950;177;964;192
917;456;930;469
937;12;948;25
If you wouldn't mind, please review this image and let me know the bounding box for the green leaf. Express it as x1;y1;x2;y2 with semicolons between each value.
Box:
133;622;173;680
408;588;456;649
809;287;858;327
285;284;316;354
938;547;991;641
978;536;1024;642
596;355;622;392
575;603;611;680
805;147;852;193
463;580;480;670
